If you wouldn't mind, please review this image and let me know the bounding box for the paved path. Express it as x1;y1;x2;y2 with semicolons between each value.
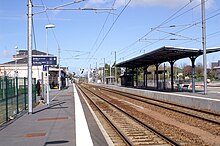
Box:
0;84;108;146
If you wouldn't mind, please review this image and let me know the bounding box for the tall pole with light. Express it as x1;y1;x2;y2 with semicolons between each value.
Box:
45;24;55;105
201;0;207;95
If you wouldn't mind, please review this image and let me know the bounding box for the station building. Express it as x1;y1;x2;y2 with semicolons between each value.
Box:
0;49;69;89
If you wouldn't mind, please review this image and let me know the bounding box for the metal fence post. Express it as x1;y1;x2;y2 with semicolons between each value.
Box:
16;77;19;114
32;78;36;105
5;76;8;122
24;77;27;110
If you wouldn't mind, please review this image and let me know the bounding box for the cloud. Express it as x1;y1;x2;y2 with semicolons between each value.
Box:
86;0;215;9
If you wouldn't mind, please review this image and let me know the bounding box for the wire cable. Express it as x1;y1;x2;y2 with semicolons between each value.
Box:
117;0;194;54
86;1;115;61
88;0;132;62
118;0;218;60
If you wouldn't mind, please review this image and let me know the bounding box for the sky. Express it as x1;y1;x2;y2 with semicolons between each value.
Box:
1;0;220;75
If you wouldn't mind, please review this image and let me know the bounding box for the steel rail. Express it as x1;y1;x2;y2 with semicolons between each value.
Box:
79;84;180;146
94;85;220;125
76;85;133;146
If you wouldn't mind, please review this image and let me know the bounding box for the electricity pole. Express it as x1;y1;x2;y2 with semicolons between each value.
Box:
201;0;207;95
27;0;33;114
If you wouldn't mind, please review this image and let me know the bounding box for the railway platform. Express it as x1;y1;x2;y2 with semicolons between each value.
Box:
102;84;220;113
0;84;109;146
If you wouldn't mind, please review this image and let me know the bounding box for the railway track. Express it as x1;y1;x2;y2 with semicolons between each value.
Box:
89;84;220;126
77;84;180;146
90;85;220;137
78;83;220;145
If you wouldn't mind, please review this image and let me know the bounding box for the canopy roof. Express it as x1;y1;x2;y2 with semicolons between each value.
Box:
116;46;220;68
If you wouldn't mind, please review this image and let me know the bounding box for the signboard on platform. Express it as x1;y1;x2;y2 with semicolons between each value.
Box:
32;56;57;66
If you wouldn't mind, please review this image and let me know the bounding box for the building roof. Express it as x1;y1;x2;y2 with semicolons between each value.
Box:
13;50;48;59
1;50;54;65
2;58;28;65
116;46;220;68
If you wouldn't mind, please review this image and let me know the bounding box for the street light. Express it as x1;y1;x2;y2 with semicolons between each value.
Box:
45;24;55;105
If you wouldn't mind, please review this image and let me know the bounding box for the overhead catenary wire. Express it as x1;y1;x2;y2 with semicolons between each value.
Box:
86;0;116;61
51;0;86;10
117;0;212;57
40;0;62;53
88;0;132;63
117;0;220;60
124;22;200;58
117;0;194;55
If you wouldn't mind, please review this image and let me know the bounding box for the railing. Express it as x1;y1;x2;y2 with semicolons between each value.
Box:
0;76;37;125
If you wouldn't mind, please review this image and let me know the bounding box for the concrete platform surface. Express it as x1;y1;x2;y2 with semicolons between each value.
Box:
102;84;220;113
0;84;108;146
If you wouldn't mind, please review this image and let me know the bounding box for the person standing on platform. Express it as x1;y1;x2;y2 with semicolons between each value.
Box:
36;79;41;96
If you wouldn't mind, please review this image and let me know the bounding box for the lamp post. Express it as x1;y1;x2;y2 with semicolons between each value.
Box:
45;24;55;105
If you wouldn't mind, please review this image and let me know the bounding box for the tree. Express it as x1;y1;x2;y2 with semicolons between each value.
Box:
195;63;203;80
183;65;192;77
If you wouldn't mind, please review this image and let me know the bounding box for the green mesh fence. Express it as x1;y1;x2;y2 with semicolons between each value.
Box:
0;77;37;125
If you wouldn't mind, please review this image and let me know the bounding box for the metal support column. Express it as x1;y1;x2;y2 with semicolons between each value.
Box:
16;77;19;114
143;67;146;88
114;51;117;85
155;64;159;89
103;58;105;84
27;0;33;114
201;0;207;95
125;67;127;87
190;57;196;93
146;66;149;88
41;72;44;99
5;76;8;122
58;45;61;90
170;61;175;91
136;68;138;88
163;63;166;90
24;77;27;110
132;68;134;87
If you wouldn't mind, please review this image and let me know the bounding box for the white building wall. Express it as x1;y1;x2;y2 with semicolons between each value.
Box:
0;65;44;82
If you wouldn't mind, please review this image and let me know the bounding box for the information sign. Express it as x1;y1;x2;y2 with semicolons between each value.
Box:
32;56;57;66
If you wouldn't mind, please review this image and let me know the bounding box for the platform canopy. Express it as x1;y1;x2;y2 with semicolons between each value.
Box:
116;46;220;68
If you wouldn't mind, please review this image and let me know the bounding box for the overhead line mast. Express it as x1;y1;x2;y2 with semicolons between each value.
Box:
201;0;207;95
27;0;33;114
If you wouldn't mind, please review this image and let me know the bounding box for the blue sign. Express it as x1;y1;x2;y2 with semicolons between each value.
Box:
43;65;47;71
32;56;57;66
